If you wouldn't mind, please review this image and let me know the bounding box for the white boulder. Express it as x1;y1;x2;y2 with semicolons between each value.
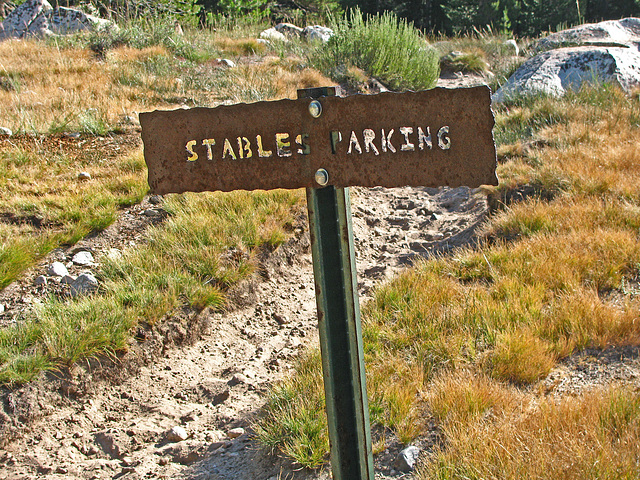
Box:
0;0;116;41
493;46;640;102
260;27;287;43
0;0;53;40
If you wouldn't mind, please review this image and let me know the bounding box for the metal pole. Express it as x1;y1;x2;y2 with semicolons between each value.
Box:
299;87;374;480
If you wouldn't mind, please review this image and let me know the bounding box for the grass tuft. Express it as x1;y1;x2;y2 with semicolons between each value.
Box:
313;9;440;91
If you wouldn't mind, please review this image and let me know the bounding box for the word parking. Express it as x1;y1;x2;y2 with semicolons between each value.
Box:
183;125;451;162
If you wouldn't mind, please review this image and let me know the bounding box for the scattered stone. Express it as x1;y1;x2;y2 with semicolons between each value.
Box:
148;195;163;205
160;442;203;465
0;304;4;314
0;126;12;136
60;274;76;285
70;273;98;297
95;431;128;459
166;426;189;443
229;373;248;385
259;27;286;42
302;25;334;43
394;445;420;473
55;466;68;474
216;58;236;68
72;251;94;266
227;427;245;439
273;312;289;325
47;261;69;277
143;209;161;217
77;171;91;180
34;275;47;286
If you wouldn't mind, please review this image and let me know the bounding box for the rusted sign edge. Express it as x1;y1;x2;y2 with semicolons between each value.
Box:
140;86;498;194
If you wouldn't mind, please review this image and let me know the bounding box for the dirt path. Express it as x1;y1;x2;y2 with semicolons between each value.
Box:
0;182;490;480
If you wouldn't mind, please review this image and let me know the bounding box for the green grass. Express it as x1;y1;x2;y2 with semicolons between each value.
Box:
313;9;440;91
0;189;304;383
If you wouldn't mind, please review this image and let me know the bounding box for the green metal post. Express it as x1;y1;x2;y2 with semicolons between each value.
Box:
299;88;374;480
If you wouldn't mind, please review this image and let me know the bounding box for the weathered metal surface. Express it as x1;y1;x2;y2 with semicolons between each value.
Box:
307;185;374;480
140;86;498;194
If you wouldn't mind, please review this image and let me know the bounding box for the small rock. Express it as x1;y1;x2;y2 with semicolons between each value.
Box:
78;171;91;180
54;431;64;440
229;373;248;385
216;58;236;68
55;466;68;474
72;251;94;266
61;274;76;285
260;28;286;42
149;195;163;205
394;445;420;473
143;209;161;217
302;25;334;43
273;312;289;324
166;426;189;443
227;427;245;439
47;261;69;277
0;304;4;314
70;273;98;297
0;127;12;136
34;275;47;286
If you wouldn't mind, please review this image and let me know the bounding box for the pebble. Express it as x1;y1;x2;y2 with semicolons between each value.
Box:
70;273;98;297
227;427;245;439
78;171;91;180
0;304;5;314
34;275;47;286
0;127;12;136
166;426;189;443
72;251;94;266
143;209;161;217
61;275;76;285
394;445;420;472
217;58;236;68
47;262;69;277
148;195;163;205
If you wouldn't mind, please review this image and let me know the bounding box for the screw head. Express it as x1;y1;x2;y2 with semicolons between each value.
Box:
315;168;329;186
308;100;322;118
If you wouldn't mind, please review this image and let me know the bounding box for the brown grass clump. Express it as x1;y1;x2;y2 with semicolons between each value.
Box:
423;371;640;479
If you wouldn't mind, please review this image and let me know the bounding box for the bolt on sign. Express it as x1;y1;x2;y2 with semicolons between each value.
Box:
140;86;498;194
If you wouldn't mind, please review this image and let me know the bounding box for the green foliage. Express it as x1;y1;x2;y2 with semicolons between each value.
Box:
86;16;211;62
313;9;440;91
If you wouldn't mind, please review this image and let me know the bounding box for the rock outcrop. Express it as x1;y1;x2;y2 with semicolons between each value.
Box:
494;18;640;102
0;0;116;41
533;17;640;52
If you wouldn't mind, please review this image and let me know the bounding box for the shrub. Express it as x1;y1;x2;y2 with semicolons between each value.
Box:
312;9;440;91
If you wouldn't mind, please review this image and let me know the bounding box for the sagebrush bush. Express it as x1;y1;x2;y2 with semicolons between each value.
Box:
313;9;440;91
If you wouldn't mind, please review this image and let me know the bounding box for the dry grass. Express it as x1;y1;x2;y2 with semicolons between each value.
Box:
258;81;640;475
0;21;329;382
423;371;640;479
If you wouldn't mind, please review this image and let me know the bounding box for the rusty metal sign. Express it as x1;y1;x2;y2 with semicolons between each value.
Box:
140;86;498;194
